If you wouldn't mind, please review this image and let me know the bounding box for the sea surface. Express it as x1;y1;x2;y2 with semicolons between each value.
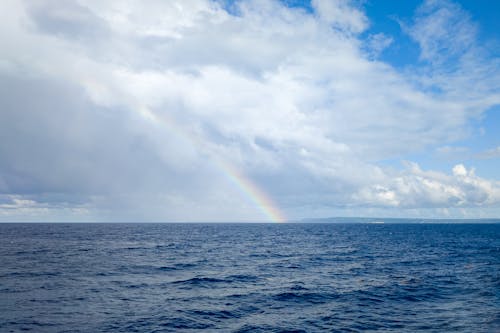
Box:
0;222;499;332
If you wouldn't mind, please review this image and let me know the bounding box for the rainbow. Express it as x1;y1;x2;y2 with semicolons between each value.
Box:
138;107;286;223
215;160;286;223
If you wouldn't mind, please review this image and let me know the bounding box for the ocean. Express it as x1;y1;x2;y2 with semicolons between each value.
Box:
0;222;499;332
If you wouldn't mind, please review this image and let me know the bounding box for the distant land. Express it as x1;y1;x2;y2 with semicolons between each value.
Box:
296;217;500;224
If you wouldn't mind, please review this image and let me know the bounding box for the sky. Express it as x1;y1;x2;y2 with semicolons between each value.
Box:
0;0;499;222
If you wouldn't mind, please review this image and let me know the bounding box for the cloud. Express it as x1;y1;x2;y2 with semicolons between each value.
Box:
435;145;470;159
0;194;91;222
403;0;500;104
0;0;499;221
365;33;393;58
403;0;477;65
354;163;500;208
311;0;368;33
475;146;500;160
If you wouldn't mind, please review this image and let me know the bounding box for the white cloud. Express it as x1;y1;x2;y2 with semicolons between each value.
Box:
404;0;500;104
354;163;500;209
0;0;499;221
435;145;470;160
476;146;500;160
311;0;368;33
452;164;467;177
435;145;469;154
0;194;92;222
365;33;393;58
404;0;477;65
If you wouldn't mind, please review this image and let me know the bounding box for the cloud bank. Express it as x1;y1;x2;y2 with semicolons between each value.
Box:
0;0;499;221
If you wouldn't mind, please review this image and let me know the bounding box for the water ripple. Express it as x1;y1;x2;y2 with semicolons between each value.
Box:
0;223;499;332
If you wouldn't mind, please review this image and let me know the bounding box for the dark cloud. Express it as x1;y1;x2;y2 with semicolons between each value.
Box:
0;74;188;197
27;0;110;42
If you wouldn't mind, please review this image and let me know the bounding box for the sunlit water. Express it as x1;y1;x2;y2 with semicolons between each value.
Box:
1;223;499;332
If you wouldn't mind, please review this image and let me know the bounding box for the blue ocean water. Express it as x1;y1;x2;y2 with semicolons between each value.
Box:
0;222;499;332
